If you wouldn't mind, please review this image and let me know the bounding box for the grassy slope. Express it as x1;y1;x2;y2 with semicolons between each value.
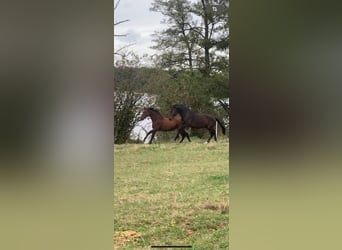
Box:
114;139;229;249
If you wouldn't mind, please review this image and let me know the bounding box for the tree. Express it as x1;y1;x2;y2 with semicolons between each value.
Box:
114;0;133;57
150;0;199;72
192;0;229;76
114;53;155;144
114;1;148;144
151;0;229;75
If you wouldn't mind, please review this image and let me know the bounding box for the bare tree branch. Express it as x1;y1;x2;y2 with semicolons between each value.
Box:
114;19;130;26
114;0;133;57
218;99;229;114
114;0;121;11
114;43;136;56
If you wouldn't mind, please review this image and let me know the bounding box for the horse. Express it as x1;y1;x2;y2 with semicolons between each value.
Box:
140;107;191;144
171;104;226;143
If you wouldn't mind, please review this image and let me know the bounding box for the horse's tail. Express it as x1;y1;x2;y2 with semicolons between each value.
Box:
215;118;226;135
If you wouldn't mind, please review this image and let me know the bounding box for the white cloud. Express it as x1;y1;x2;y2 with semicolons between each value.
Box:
114;0;165;58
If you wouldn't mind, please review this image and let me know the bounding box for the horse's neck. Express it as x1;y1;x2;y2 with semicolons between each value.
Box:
149;111;162;122
180;110;191;120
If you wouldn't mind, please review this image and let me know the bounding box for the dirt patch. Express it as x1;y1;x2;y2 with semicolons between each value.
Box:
202;202;229;214
114;230;142;249
185;229;194;236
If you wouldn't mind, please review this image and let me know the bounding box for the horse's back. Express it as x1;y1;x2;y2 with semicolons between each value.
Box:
184;112;216;128
160;117;180;130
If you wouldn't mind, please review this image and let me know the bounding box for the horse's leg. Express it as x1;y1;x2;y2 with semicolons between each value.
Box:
207;129;215;143
149;130;157;144
174;129;181;141
176;124;187;143
186;131;191;142
174;132;180;141
174;125;184;141
143;130;153;142
213;129;217;141
180;130;191;143
179;130;186;143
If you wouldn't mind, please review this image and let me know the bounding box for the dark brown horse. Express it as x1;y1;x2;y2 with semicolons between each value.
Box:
171;104;226;143
140;107;191;144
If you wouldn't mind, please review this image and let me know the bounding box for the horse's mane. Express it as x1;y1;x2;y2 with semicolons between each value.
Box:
147;107;163;117
172;104;190;112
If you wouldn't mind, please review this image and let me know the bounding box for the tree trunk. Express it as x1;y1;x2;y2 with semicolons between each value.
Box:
201;0;210;76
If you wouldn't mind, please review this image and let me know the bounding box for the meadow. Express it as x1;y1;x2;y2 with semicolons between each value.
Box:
114;138;229;249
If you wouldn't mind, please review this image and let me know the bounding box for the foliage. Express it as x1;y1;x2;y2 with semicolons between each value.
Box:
150;0;198;72
114;53;154;144
151;0;229;75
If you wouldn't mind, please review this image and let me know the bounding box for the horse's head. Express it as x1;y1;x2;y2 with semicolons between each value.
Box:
171;104;188;117
170;106;178;117
140;108;150;120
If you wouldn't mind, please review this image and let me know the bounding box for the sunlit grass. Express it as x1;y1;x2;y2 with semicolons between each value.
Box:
114;139;229;249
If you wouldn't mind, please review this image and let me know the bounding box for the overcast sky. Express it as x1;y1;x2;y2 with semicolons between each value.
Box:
114;0;164;58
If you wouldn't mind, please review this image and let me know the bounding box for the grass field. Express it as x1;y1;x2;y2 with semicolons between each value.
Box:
114;138;229;249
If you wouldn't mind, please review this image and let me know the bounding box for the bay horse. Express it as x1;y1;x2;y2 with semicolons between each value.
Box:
171;104;226;143
140;107;191;144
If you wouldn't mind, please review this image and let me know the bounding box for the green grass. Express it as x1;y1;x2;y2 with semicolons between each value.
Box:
114;138;229;249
